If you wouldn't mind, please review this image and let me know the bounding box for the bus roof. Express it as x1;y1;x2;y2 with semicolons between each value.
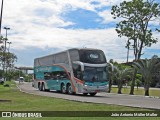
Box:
34;48;102;60
34;48;106;67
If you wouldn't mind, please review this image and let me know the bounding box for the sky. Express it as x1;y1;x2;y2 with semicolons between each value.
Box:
1;0;160;67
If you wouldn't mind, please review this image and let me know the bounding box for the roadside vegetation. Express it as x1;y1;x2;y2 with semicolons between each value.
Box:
0;81;159;120
0;81;149;111
109;0;160;96
111;87;160;97
108;56;160;97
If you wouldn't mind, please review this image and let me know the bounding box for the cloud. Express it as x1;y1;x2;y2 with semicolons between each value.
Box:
1;0;160;66
9;24;129;62
98;9;116;24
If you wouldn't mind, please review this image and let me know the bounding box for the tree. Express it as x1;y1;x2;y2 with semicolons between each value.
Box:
132;55;160;96
113;65;132;94
108;63;113;93
6;69;25;81
135;74;142;90
111;0;160;95
0;36;17;80
5;52;17;68
135;79;142;90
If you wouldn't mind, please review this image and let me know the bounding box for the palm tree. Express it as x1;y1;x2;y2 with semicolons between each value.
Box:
107;59;119;93
113;66;132;94
132;56;160;96
107;59;115;93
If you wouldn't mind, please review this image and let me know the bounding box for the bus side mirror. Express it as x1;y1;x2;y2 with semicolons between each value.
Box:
81;65;84;71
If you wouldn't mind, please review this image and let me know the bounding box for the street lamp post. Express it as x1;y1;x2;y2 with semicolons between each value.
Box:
7;41;12;52
3;27;10;81
4;27;10;53
4;27;10;38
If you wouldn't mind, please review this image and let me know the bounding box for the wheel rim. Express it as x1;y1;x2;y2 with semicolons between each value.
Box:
62;85;65;93
38;84;41;91
42;84;45;91
68;85;72;94
41;84;43;91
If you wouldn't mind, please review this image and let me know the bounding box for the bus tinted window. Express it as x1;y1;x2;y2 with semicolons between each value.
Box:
73;64;82;79
83;66;108;82
79;50;106;64
44;71;69;80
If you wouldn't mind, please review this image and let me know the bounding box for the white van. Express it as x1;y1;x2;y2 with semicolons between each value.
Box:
19;77;24;82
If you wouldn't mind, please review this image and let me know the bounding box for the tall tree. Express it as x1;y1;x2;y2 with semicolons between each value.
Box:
111;0;160;94
132;55;160;96
0;36;17;80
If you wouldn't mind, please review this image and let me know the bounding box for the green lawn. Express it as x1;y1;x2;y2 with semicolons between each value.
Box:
0;81;159;120
111;87;160;97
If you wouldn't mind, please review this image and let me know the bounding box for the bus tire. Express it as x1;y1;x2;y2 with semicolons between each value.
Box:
41;83;45;91
41;83;49;92
38;82;41;91
67;84;72;94
61;84;66;94
40;83;43;91
89;93;97;96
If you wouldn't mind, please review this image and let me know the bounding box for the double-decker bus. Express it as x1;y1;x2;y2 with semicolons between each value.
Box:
33;48;109;96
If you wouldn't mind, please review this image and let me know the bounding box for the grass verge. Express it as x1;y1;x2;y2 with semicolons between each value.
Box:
111;87;160;97
0;81;159;120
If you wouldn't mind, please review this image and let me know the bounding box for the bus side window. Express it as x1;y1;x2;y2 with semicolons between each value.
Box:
60;72;69;80
44;72;51;80
56;73;61;80
51;72;59;80
73;64;82;79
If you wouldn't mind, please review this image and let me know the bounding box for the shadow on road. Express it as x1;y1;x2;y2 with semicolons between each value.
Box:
40;90;110;98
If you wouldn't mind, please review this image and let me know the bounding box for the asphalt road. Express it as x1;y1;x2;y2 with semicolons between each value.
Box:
17;82;160;110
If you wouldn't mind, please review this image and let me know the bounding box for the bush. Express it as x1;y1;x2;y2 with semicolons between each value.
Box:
4;84;10;87
0;81;4;85
135;79;142;89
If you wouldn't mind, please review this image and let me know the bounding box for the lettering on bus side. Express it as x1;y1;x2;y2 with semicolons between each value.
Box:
35;66;64;73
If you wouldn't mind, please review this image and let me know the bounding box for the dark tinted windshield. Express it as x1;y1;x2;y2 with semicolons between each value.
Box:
79;50;106;64
82;66;108;82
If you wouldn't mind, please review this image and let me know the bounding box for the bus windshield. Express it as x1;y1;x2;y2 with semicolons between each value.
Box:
79;50;106;64
82;66;108;82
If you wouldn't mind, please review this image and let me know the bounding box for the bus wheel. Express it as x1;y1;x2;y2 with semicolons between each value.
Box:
89;93;97;96
61;84;66;93
83;93;88;96
67;84;72;94
38;83;41;91
41;83;45;91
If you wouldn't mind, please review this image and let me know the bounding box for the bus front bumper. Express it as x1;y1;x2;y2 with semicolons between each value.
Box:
82;84;108;93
